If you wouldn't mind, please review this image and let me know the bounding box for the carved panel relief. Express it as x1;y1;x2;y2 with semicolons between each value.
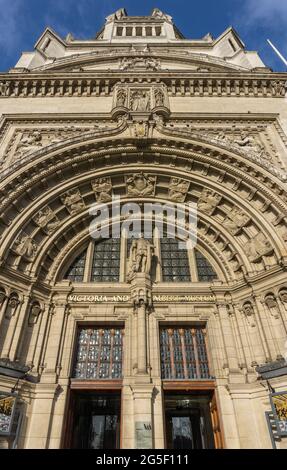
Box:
126;173;156;197
61;189;86;214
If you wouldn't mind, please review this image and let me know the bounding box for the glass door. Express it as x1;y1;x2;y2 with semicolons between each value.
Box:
165;393;215;449
71;392;121;449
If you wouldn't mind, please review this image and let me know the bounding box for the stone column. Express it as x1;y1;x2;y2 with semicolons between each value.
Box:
42;297;69;384
129;271;155;448
216;302;239;376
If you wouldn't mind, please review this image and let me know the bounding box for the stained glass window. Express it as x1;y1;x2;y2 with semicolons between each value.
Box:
195;249;217;282
91;238;121;282
161;238;191;282
160;327;211;380
64;249;87;282
73;327;124;380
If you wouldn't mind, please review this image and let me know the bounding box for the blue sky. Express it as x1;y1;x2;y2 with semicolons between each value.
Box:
0;0;287;72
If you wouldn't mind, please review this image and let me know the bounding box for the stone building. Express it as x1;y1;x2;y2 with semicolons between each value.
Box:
0;8;287;449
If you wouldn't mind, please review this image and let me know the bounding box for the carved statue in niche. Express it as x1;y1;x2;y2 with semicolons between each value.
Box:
244;232;273;262
34;207;60;234
279;289;287;303
154;88;165;107
28;303;42;326
222;207;250;235
271;80;287;96
198;189;221;215
116;89;127;107
61;189;85;214
130;90;150;112
15;235;37;259
128;234;154;278
126;173;156;197
0;81;9;96
91;177;113;202
168;178;189;202
242;302;256;327
17;131;43;157
264;294;279;319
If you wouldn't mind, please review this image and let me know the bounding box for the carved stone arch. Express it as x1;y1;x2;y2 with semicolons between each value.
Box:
0;172;283;282
0;132;286;284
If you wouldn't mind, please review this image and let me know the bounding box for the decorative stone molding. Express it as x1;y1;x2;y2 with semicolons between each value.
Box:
222;207;250;235
60;189;85;215
14;234;38;260
125;173;156;197
34;206;60;234
112;83;170;120
0;76;286;99
244;233;274;263
91;177;113;202
198;189;221;215
168;177;189;202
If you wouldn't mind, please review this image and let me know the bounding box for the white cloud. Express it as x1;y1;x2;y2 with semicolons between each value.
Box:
239;0;287;26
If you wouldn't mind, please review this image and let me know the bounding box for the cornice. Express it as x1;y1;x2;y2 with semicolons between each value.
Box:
0;74;286;99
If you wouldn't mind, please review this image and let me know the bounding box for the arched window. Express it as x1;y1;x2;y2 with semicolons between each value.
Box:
161;238;191;282
63;235;218;283
91;238;121;282
64;249;87;282
195;249;217;282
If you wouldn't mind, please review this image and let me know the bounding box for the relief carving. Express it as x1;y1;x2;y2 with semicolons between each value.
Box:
126;173;156;197
222;207;250;235
198;189;221;215
130;89;150;112
91;177;113;202
61;189;85;214
16;131;43;158
34;207;60;234
116;89;127;107
244;232;274;262
168;178;189;202
14;235;38;260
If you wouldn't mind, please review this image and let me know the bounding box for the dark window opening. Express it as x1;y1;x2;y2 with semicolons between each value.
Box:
160;327;211;380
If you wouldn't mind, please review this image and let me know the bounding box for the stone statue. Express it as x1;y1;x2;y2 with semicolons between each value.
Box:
154;88;165;107
34;207;60;234
91;177;113;202
128;234;154;277
15;235;37;259
126;173;156;197
168;177;189;202
61;189;85;214
130;90;150;112
244;232;273;262
116;89;127;107
198;189;221;215
242;302;256;327
222;207;250;235
0;81;9;96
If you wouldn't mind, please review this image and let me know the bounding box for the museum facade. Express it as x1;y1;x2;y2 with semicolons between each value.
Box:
0;8;287;449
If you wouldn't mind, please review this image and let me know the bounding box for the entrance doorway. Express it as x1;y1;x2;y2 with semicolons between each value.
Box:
164;392;216;449
70;391;121;449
